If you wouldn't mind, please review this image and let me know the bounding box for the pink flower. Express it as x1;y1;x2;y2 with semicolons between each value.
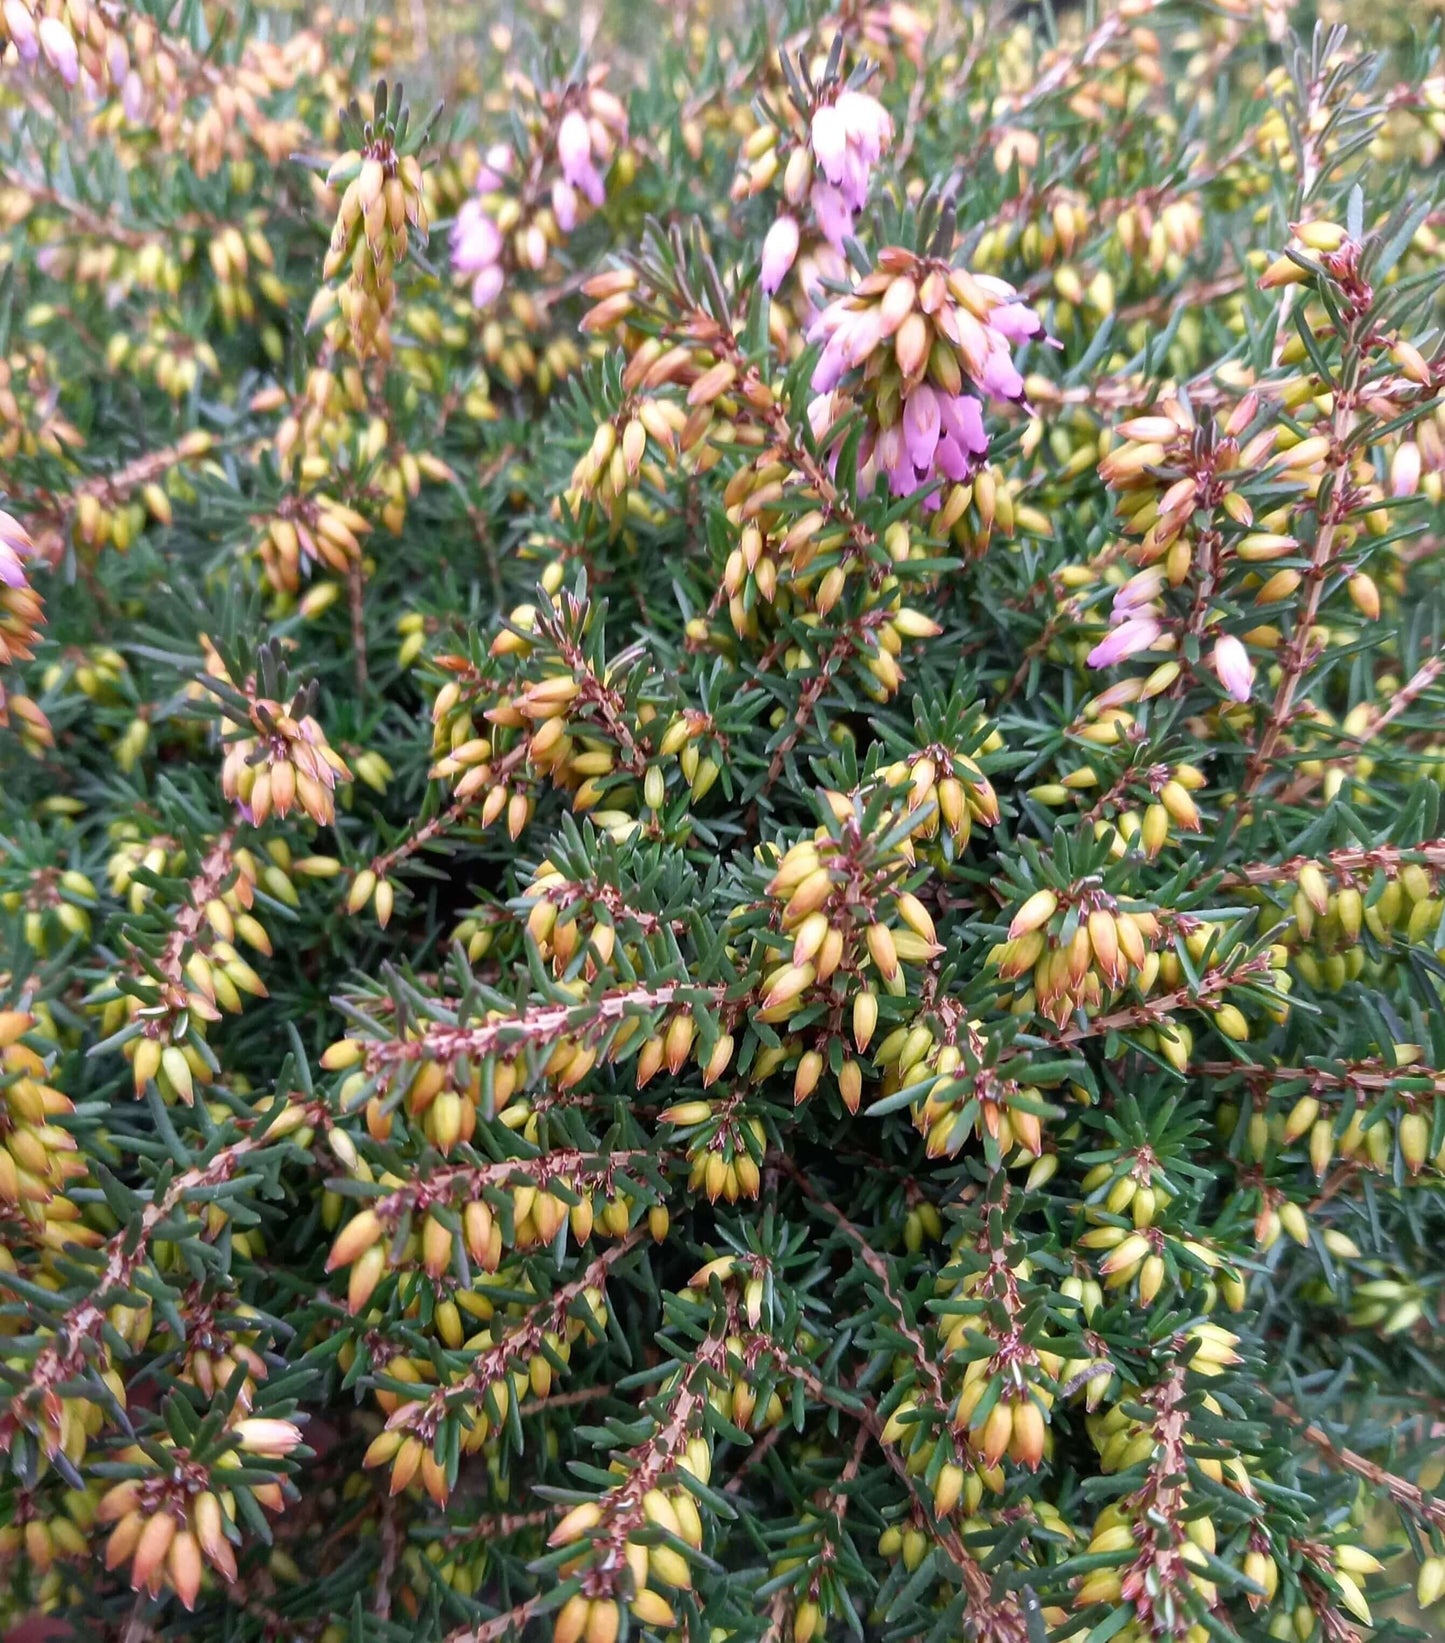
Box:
552;177;579;233
811;105;848;183
902;384;941;469
452;196;506;309
37;15;78;85
807;393;837;444
940;393;987;456
556;112;605;206
760;216;800;293
835;90;891;164
1212;634;1254;702
1087;616;1163;669
1391;440;1422;498
979;347;1024;402
122;69;146;122
807;91;892;232
471;265;505;308
806;252;1045;497
557;112;592;181
475;143;513;192
576;160;606;208
810;181;854;250
990;301;1046;345
0;510;32;589
4;0;37;64
452;200;502;273
809;335;847;394
1112;568;1166;617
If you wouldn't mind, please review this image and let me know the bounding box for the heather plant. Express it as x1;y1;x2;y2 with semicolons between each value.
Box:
4;2;1445;1641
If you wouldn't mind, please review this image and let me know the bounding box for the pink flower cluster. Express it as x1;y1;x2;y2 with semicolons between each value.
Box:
761;89;893;294
555;110;608;223
803;255;1045;500
5;5;77;84
451;145;514;309
452;88;627;311
5;3;147;112
1086;569;1167;670
0;508;33;589
1085;567;1255;702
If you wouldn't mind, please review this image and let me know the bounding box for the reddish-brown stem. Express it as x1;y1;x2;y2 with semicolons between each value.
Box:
360;981;721;1072
1267;1394;1445;1532
1221;837;1445;889
387;1237;641;1438
366;1151;655;1227
0;1101;325;1451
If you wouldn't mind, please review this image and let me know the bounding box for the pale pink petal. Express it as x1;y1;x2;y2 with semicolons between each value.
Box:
4;0;38;63
1088;616;1163;669
811;180;853;249
1212;635;1254;702
1391;441;1422;498
902;384;940;470
557;111;593;184
991;301;1043;343
575;159;606;208
451;202;502;272
810;333;849;393
840;307;884;367
807;393;838;443
1112;568;1166;616
836;91;891;162
38;16;78;84
811;105;848;183
470;265;505;308
760;216;800;294
122;69;146;121
552;177;578;232
936;437;969;481
941;393;988;455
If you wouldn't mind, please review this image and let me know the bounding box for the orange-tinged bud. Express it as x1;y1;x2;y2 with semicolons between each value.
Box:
896;892;935;945
423;1214;453;1278
232;1417;304;1457
631;1589;677;1626
1348;572;1380;620
1009;1398;1046;1467
866;922;900;980
701;1035;734;1086
348;1243;387;1311
1009;889;1057;939
664;1012;696;1074
794;1050;823;1103
853;991;878;1052
105;1510;144;1571
761;962;815;1011
327;1208;383;1271
131;1510;177;1593
555;1593;591;1643
192;1491;234;1580
980;1400;1013;1466
168;1529;203;1609
464;1201;495;1265
895;311;930;378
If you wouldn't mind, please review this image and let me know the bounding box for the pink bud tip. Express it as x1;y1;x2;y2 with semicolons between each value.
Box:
1211;634;1254;702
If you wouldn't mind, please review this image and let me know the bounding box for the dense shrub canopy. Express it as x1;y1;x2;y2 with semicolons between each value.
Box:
2;2;1445;1640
